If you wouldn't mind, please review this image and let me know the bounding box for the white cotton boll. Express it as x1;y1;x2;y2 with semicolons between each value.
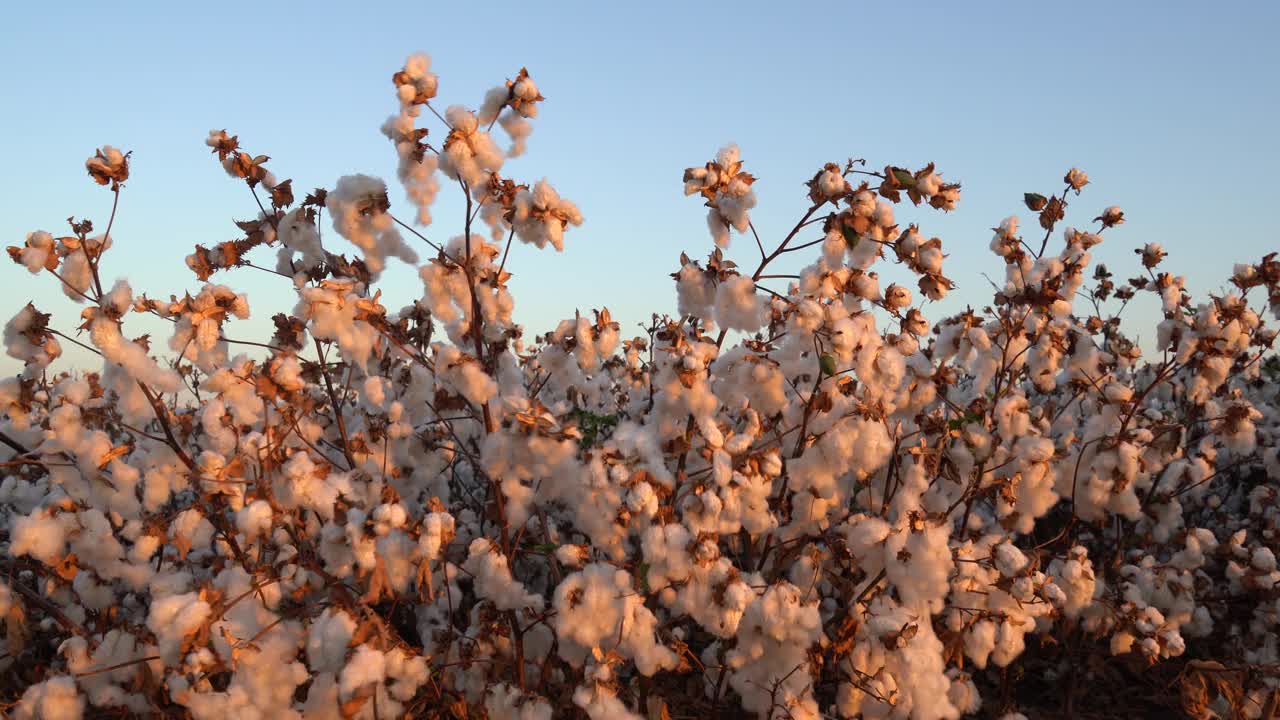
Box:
438;106;505;186
276;208;326;271
479;86;510;124
727;583;823;719
573;676;644;720
511;180;583;251
419;512;455;561
676;264;715;322
883;283;912;310
993;542;1029;577
714;275;764;332
339;645;386;698
327;174;418;277
555;544;588;568
308;608;356;674
101;279;132;317
5;305;62;372
707;208;731;248
499;110;533;157
1252;547;1277;573
195;318;219;351
947;670;982;714
147;592;212;663
398;53;438;100
434;343;497;406
362;376;387;409
88;315;181;393
1108;629;1137;656
14;675;84;720
885;521;954;612
817;168;848;199
916;169;942;197
965;619;998;669
9;508;67;564
465;539;544;611
513;77;540;103
235;499;273;541
19;231;55;273
486;684;553;720
58;250;93;302
552;563;677;676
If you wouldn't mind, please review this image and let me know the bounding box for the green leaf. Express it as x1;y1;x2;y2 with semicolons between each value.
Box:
1024;193;1048;211
840;225;861;247
892;168;916;187
819;354;837;377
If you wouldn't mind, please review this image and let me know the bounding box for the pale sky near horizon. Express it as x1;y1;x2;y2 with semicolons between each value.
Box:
2;1;1277;373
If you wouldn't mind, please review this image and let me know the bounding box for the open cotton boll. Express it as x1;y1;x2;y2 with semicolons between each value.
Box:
553;563;678;675
511;180;582;251
275;208;327;272
714;275;765;332
235;499;273;542
339;645;386;698
728;583;823;720
433;343;497;406
87;314;181;393
438;106;504;186
486;684;553;720
147;593;212;664
4;304;63;373
464;539;544;611
326;174;418;278
14;675;84;720
17;231;55;274
9;507;68;564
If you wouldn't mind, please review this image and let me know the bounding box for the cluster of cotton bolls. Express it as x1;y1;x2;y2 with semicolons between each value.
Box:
3;52;1280;720
684;144;758;248
384;53;442;226
509;180;582;252
325;174;419;278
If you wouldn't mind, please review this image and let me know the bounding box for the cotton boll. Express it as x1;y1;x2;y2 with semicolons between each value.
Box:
728;583;823;719
87;314;181;393
675;264;715;323
438;106;504;186
339;645;386;698
9;507;68;564
883;283;912;311
14;675;84;720
714;275;765;332
552;563;677;675
684;144;756;248
993;542;1029;577
326;175;418;277
58;250;93;303
147;592;212;664
235;500;273;542
4;305;63;374
276;208;327;271
486;684;553;720
465;539;544;611
511;180;582;251
434;343;497;407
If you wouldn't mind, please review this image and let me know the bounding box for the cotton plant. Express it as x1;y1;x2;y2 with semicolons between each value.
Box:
1;52;1279;720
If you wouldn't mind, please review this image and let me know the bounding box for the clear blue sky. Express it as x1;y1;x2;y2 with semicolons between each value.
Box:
2;1;1277;371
